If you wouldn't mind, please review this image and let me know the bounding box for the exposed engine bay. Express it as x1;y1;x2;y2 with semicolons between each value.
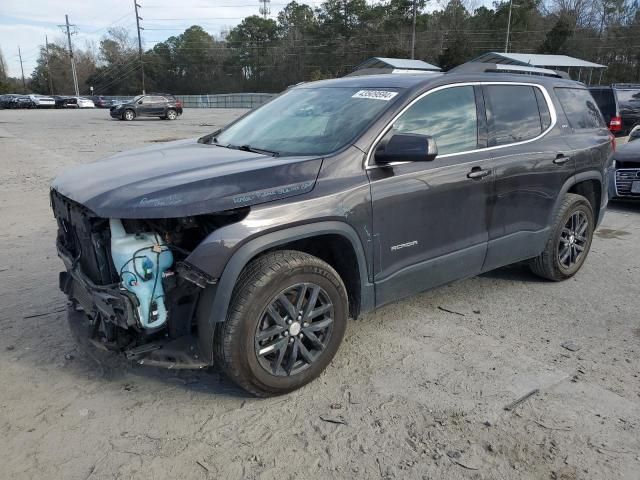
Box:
51;189;247;367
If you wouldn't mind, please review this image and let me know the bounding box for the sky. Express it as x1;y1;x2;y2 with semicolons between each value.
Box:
0;0;329;78
1;0;487;79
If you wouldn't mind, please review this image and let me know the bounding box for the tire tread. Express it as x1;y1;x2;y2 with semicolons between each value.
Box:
529;193;593;281
214;250;347;397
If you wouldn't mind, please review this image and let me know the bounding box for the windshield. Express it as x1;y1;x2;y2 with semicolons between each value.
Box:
214;86;402;156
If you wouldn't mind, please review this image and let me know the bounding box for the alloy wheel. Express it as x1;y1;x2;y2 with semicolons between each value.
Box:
255;282;334;377
558;211;589;269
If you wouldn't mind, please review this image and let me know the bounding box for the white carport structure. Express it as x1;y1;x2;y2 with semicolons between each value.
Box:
470;52;607;85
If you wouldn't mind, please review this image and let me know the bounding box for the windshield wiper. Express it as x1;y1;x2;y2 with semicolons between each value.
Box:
229;144;280;157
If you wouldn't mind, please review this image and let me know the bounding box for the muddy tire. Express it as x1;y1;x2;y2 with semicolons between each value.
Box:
529;193;594;281
123;109;135;121
214;250;348;397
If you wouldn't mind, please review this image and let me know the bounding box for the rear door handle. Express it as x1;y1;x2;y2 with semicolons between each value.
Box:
553;153;570;165
467;167;491;180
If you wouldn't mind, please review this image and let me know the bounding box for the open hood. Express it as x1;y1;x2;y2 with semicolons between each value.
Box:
51;139;322;218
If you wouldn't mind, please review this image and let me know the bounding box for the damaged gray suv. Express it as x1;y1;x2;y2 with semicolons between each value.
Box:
51;63;614;396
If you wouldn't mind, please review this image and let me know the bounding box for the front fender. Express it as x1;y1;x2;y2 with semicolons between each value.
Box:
192;221;374;364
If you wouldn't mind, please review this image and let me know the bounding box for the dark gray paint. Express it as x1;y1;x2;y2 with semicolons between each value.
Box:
51;71;613;358
51;139;322;218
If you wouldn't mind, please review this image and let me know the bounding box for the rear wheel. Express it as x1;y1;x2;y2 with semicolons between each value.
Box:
529;193;594;281
166;109;177;120
214;250;348;397
123;109;135;121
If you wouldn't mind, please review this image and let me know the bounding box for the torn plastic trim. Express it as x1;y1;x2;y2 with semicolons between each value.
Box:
176;261;218;289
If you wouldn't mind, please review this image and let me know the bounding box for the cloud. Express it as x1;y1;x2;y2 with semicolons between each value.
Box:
1;0;319;78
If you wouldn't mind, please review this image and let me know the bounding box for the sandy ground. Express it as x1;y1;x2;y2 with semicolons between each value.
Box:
0;108;639;480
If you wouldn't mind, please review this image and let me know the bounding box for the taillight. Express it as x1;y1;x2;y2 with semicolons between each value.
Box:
176;100;182;108
609;116;622;132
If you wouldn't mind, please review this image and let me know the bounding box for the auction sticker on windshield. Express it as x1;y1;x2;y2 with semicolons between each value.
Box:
352;90;399;101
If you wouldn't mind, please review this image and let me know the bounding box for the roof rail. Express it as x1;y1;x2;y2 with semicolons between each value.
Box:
449;62;570;79
612;83;640;89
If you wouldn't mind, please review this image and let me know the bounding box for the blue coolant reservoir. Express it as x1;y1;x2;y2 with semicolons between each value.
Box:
109;219;173;329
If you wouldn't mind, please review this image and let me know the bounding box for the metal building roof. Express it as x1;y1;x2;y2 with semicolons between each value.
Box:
471;52;606;69
355;57;441;72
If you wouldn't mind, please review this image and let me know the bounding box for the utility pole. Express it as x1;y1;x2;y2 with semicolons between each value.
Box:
411;0;417;59
259;0;271;19
17;46;26;92
59;15;79;96
45;36;54;95
504;0;513;53
134;0;145;94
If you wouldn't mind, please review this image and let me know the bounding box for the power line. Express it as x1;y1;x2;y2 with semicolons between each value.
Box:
89;57;140;86
92;63;141;93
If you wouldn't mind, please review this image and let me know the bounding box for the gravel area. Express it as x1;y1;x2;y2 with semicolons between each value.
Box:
1;108;639;479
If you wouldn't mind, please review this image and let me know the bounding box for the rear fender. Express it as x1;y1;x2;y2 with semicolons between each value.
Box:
551;171;605;227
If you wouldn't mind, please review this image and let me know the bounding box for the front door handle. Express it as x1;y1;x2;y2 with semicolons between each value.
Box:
467;167;490;180
553;154;570;165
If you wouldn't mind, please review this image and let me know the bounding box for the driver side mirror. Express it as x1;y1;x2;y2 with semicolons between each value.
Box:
375;133;438;164
629;125;640;142
138;100;143;105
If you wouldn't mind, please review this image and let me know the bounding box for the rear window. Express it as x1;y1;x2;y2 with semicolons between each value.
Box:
589;88;616;118
555;88;605;129
615;89;640;113
485;85;544;146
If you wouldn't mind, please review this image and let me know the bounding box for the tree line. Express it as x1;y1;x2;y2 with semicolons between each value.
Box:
5;0;640;96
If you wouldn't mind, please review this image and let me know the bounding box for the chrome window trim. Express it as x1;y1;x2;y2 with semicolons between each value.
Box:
365;81;558;170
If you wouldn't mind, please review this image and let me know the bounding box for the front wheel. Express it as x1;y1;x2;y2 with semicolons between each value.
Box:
529;193;594;281
123;109;135;121
214;250;348;397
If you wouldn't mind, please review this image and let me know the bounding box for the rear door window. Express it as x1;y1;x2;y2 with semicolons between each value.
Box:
484;85;544;146
555;88;605;129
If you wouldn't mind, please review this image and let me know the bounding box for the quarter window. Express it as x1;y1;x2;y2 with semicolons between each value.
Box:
534;88;552;131
485;85;544;146
555;88;605;129
391;86;478;155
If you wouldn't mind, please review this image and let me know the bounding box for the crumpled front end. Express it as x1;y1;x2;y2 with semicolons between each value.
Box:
51;189;244;368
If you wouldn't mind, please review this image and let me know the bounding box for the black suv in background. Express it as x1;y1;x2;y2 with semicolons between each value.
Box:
110;93;183;121
52;64;613;396
590;84;640;135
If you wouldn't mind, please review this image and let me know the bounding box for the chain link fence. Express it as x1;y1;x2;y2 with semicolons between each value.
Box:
102;93;275;109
